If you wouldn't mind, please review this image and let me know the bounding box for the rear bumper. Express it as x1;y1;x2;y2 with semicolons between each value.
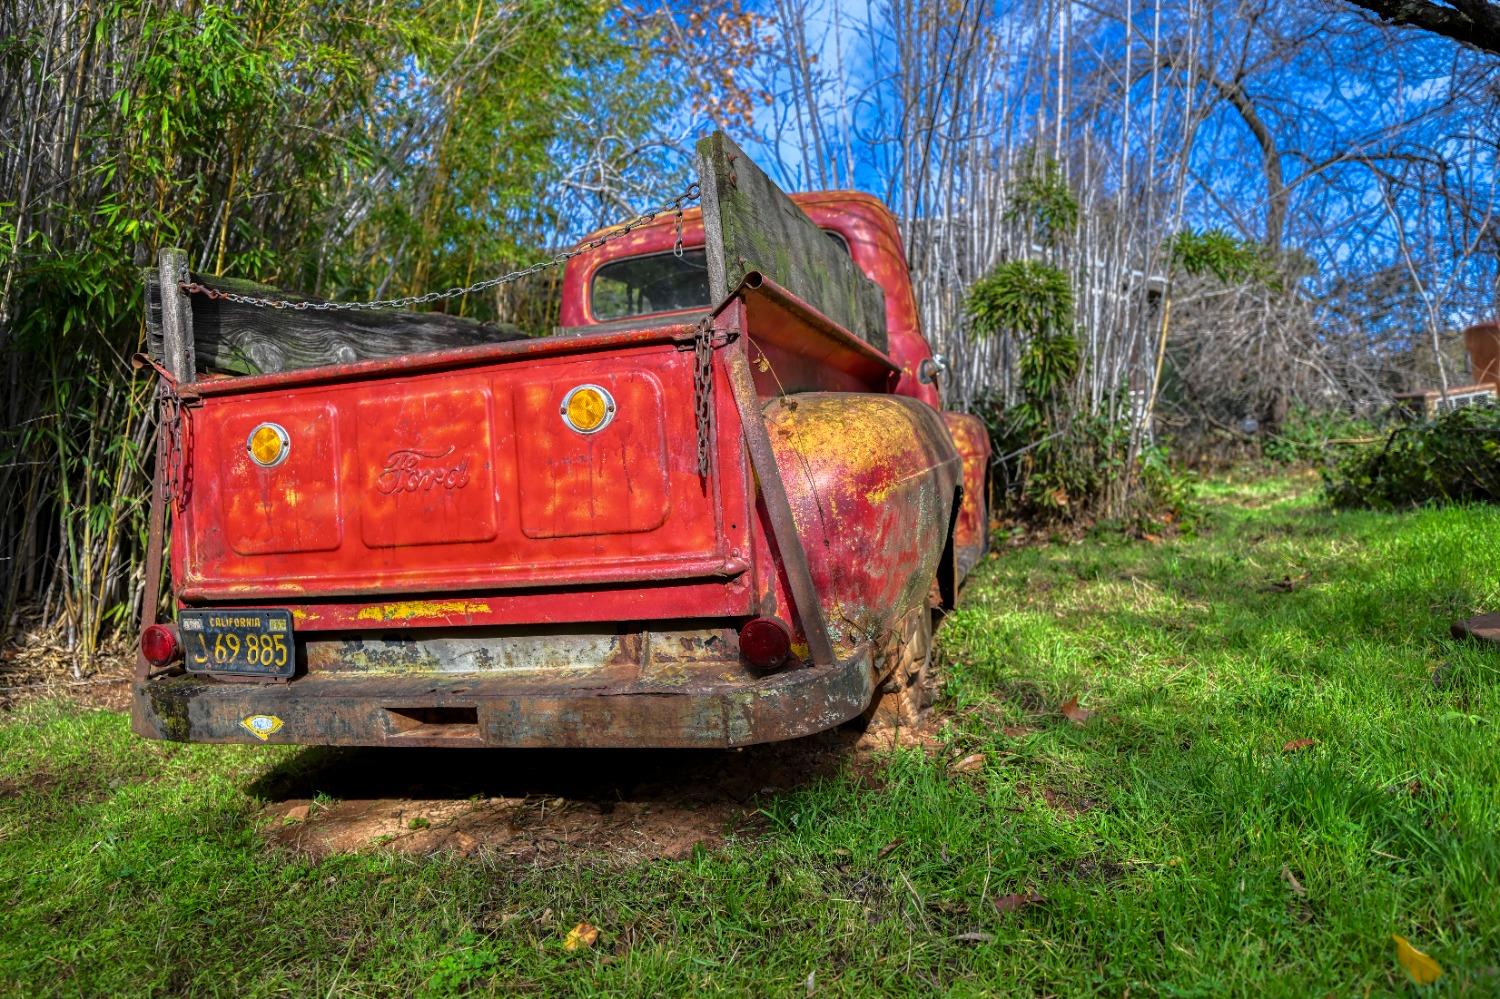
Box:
131;645;873;749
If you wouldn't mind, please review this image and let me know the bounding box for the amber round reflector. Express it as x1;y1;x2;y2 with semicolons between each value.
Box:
246;422;290;467
739;616;792;669
141;623;179;666
560;384;615;434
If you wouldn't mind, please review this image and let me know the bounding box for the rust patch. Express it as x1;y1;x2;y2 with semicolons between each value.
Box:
353;600;492;623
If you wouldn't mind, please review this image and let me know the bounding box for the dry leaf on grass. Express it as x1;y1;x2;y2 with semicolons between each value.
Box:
1281;865;1306;897
1282;738;1318;753
949;753;986;774
1392;935;1442;985
1059;697;1093;725
992;892;1046;914
876;837;905;860
563;922;599;951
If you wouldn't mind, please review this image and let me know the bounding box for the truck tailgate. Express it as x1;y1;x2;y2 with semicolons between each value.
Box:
173;329;745;601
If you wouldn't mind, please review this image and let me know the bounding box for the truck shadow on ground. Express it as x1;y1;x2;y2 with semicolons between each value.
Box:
247;721;924;864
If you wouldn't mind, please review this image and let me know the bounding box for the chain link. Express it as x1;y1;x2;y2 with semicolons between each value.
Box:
692;318;715;477
159;383;192;512
180;182;702;312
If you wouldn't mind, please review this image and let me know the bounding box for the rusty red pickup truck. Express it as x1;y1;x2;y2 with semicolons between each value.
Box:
133;134;990;749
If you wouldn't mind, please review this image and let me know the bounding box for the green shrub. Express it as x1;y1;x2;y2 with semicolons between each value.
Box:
1264;406;1379;465
1324;403;1500;508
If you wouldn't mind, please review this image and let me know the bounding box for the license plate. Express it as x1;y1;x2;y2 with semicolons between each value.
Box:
180;610;295;678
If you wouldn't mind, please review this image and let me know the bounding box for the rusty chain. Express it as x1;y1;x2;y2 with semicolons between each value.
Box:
693;318;715;477
685;321;740;478
179;182;702;311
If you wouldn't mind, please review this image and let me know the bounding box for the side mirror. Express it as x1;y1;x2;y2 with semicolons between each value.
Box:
918;353;948;385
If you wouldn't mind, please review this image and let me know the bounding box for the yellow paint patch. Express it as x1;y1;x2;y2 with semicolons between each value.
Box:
354;600;492;622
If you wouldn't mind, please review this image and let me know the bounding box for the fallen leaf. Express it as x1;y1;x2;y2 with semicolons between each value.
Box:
283;804;309;823
876;837;905;860
1282;738;1318;753
1282;865;1306;897
563;922;600;951
1059;697;1093;725
1392;935;1442;985
993;892;1046;914
953;931;995;943
804;970;816;995
949;753;986;774
1142;533;1162;544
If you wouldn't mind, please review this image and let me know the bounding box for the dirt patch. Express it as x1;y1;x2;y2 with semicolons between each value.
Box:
1015;783;1101;818
0;771;57;799
262;793;751;863
255;716;948;864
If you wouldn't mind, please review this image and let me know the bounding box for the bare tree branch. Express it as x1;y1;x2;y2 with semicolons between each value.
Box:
1339;0;1500;54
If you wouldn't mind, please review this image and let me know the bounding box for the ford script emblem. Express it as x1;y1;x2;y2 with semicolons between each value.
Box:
375;446;471;494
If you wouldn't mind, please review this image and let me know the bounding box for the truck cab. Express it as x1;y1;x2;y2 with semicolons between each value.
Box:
133;134;991;749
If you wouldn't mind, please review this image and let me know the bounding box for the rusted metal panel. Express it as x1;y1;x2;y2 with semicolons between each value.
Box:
174;337;752;603
765;393;961;656
736;274;899;394
301;624;735;676
132;641;873;749
255;577;756;634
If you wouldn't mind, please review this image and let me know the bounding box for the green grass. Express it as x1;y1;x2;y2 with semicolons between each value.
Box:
2;472;1498;996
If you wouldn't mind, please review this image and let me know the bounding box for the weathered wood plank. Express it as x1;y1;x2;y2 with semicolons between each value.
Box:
145;271;526;377
156;248;196;382
696;131;888;353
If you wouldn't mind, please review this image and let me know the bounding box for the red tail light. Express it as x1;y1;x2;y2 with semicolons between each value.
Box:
141;623;180;666
739;616;792;669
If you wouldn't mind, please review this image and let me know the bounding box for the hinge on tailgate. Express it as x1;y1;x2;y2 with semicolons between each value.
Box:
677;321;739;478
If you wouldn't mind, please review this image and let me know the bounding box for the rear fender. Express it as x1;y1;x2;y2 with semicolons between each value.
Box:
763;393;961;656
943;411;992;583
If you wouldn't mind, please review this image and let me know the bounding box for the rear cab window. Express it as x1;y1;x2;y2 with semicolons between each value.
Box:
589;232;851;323
590;250;710;321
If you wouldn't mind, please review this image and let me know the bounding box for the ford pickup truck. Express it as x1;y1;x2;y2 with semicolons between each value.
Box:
132;132;991;749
